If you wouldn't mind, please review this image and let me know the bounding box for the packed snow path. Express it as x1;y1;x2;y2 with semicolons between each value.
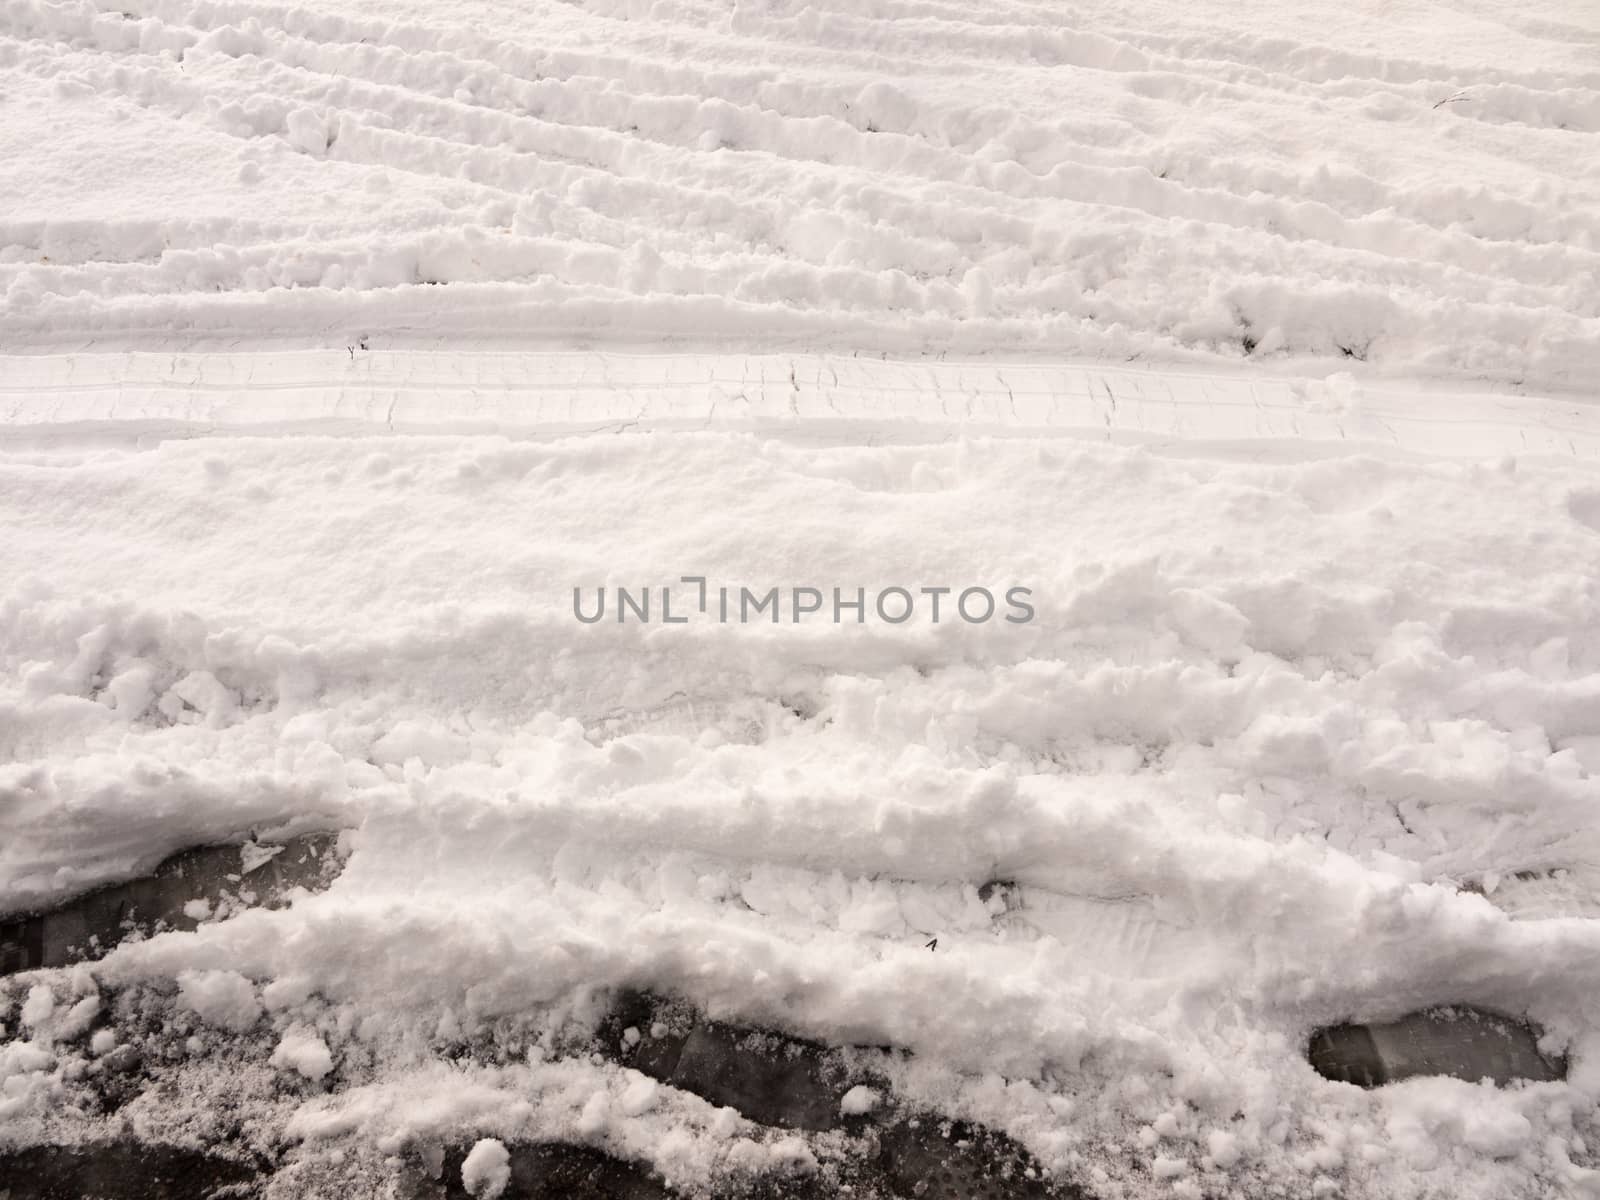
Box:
3;348;1600;462
2;0;1598;389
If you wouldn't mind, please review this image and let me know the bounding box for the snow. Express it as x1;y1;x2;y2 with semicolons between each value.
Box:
0;0;1596;391
7;348;1600;463
841;1084;881;1115
3;416;1599;1193
182;898;213;921
175;969;263;1033
19;985;55;1031
0;0;1597;1197
271;1024;335;1082
460;1137;511;1200
619;1072;660;1117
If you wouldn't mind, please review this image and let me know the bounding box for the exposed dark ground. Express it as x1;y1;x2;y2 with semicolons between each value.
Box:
0;840;1566;1199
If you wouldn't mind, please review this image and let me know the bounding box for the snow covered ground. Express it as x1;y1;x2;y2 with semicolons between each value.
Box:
5;350;1600;1198
2;0;1598;387
2;1;1600;1198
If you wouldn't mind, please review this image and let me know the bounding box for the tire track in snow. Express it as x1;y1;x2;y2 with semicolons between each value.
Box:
14;13;1594;265
3;350;1599;460
2;0;1596;386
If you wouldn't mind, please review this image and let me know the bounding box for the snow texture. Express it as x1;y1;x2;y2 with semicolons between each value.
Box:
3;419;1600;1196
0;0;1596;391
175;969;263;1033
1;1;1599;1198
271;1024;335;1082
461;1138;511;1199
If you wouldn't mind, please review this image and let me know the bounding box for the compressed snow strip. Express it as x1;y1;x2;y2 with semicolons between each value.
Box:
2;351;1598;463
460;1138;511;1200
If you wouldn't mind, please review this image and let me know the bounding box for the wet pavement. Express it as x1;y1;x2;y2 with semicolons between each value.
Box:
408;1144;674;1200
1;865;1571;1198
591;990;1088;1199
405;1125;1071;1200
1308;1006;1565;1087
658;1022;852;1132
0;1142;258;1200
1;990;1568;1198
598;990;864;1133
0;833;344;975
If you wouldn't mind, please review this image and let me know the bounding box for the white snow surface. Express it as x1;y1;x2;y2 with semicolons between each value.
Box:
461;1137;511;1199
1;0;1597;389
3;365;1600;1195
2;1;1600;1198
6;348;1600;463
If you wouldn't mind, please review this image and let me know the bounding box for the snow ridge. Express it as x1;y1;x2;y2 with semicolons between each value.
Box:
1;0;1597;387
4;429;1600;1196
